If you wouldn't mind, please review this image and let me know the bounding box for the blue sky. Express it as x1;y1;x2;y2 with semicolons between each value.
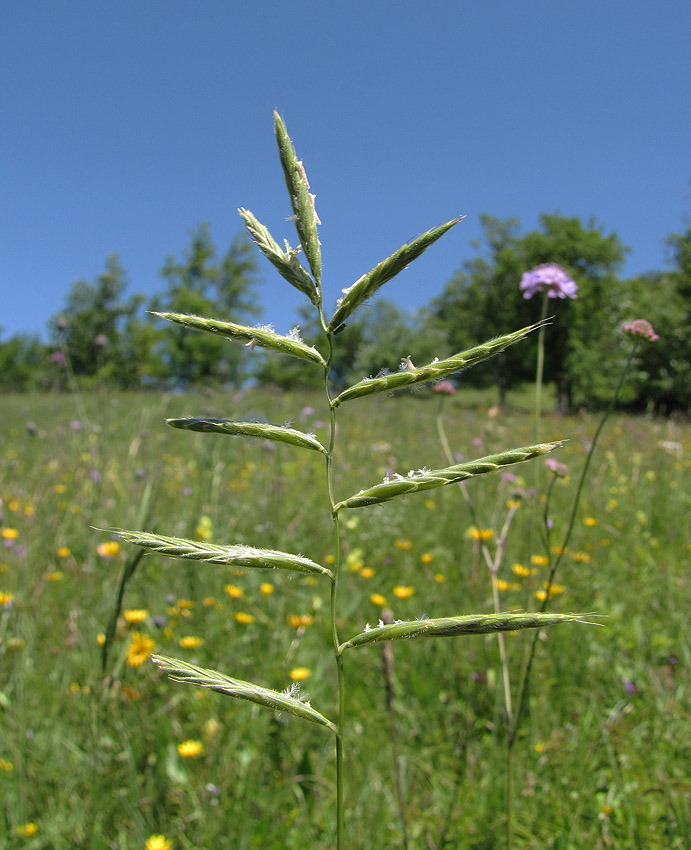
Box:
2;1;690;341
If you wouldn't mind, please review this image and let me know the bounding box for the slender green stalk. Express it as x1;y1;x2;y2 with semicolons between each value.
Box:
533;291;550;444
322;324;346;850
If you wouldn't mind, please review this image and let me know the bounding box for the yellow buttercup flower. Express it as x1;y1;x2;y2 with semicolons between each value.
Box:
179;635;204;649
287;613;314;628
360;567;375;578
393;585;415;599
224;584;244;599
2;528;18;540
394;539;413;550
97;540;120;558
584;517;598;527
16;823;38;837
57;546;71;558
289;667;310;681
260;583;274;595
420;553;434;564
370;593;387;606
468;527;494;541
177;740;203;757
530;554;549;567
145;835;172;850
0;591;14;606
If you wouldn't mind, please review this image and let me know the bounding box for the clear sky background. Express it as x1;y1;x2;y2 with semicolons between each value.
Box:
2;1;690;341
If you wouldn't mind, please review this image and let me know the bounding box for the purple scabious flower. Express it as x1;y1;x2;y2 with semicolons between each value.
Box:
431;380;456;395
520;263;578;300
623;319;659;342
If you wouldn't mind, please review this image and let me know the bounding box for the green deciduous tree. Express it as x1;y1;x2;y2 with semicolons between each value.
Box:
50;254;148;387
152;225;261;386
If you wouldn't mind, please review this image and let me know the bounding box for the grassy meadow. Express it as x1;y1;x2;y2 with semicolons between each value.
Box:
0;387;689;849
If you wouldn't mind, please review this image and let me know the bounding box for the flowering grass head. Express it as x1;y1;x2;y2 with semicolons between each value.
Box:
520;263;577;300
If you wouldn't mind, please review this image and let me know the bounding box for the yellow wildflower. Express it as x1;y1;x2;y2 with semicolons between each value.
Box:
145;835;172;850
512;563;535;577
224;584;244;599
97;540;120;558
530;554;549;567
2;528;18;540
177;740;203;757
393;585;415;599
584;517;598;527
45;571;64;581
57;546;71;558
0;759;13;771
177;599;194;609
96;633;106;645
425;499;436;509
0;591;14;606
289;667;310;681
572;552;591;563
179;636;204;649
394;539;413;550
54;483;67;493
434;573;446;583
260;583;274;595
370;593;387;606
324;554;335;564
420;553;434;564
126;631;155;667
202;596;216;606
196;515;213;541
468;527;494;541
287;614;314;628
16;823;38;837
123;609;148;625
360;567;375;578
234;612;254;624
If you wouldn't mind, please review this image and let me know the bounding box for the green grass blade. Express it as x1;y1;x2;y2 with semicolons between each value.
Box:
152;654;337;733
151;311;326;365
328;217;463;331
111;530;333;578
274;111;322;284
334;442;562;510
167;417;327;454
333;322;544;405
239;207;319;305
339;612;594;652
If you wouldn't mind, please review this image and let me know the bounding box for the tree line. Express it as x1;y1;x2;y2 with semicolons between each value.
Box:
2;215;689;413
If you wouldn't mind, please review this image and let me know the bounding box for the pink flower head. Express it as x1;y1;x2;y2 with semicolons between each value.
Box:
432;380;457;395
622;319;659;342
545;457;568;478
93;334;109;347
519;263;578;300
49;350;66;364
